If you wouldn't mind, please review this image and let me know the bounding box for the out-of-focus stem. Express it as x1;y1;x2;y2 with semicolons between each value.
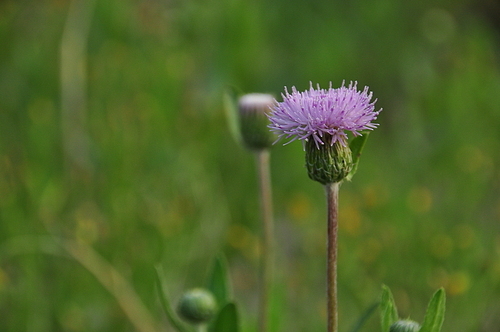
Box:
1;235;161;332
60;0;96;175
195;324;207;332
63;239;160;332
256;149;274;332
326;182;340;332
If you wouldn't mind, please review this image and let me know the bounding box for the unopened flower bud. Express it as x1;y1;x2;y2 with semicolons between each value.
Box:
389;320;421;332
177;288;217;324
238;93;276;150
305;135;353;185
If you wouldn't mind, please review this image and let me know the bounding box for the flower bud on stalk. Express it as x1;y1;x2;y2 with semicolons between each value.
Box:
177;288;217;325
238;93;276;151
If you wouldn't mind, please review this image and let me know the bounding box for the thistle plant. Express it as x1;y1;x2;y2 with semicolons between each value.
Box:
237;93;276;332
269;81;381;332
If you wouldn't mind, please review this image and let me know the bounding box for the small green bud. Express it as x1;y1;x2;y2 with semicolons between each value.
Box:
389;320;421;332
177;288;218;324
238;93;276;150
305;135;353;185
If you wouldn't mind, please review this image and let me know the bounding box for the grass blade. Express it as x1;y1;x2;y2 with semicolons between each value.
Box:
349;301;379;332
154;265;190;332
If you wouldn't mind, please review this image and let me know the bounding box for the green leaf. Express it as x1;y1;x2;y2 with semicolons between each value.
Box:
346;131;370;181
380;285;399;332
211;302;239;332
223;86;243;145
206;255;232;307
419;288;446;332
154;265;190;332
349;301;379;332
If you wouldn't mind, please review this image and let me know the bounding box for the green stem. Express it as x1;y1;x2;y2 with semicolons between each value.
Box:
256;150;274;332
326;182;340;332
195;324;207;332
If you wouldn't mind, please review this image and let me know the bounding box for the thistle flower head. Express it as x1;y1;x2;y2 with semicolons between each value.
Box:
269;81;381;148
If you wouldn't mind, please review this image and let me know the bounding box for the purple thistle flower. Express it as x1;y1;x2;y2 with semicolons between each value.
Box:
269;81;381;148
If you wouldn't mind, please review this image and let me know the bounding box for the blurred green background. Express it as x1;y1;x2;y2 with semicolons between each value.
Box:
1;0;500;331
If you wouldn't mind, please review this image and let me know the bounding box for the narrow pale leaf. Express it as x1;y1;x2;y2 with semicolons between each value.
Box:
154;265;190;332
223;86;242;144
380;285;399;332
346;131;370;181
419;288;446;332
207;255;231;306
210;302;239;332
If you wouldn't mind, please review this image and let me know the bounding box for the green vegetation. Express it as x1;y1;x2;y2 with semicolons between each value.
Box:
1;0;500;331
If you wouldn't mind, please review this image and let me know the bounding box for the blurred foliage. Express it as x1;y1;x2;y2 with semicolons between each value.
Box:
1;0;500;331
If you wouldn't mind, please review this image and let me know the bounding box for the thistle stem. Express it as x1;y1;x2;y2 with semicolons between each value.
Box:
256;150;274;332
195;324;207;332
326;182;340;332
